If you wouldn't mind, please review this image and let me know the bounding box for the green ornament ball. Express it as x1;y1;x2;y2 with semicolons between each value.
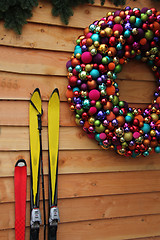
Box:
145;30;154;41
96;101;102;110
129;16;136;23
114;64;122;73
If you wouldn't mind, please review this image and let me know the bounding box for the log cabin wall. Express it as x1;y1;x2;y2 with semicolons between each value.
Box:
0;0;160;239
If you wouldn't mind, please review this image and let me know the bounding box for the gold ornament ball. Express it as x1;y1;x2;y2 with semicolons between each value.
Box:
114;30;120;38
85;64;92;72
76;53;81;59
67;98;72;103
105;27;113;37
89;117;95;125
107;12;112;17
88;45;95;52
94;41;100;48
70;105;75;111
151;113;159;121
100;30;106;37
150;130;156;137
98;44;108;54
105;129;110;134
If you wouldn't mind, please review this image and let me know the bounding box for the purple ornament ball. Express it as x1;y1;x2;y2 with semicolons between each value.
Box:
81;83;87;91
141;7;148;13
114;10;121;17
66;60;72;69
134;28;145;41
101;22;107;29
97;77;103;85
125;6;131;10
100;37;109;44
117;49;125;58
93;53;102;64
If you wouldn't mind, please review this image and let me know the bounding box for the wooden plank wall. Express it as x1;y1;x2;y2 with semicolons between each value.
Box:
0;0;160;239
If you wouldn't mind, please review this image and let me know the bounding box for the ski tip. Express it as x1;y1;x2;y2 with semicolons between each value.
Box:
31;88;41;98
49;88;60;100
15;159;27;167
30;88;43;115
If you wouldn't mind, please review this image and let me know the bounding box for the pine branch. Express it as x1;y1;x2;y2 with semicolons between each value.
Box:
18;0;38;10
51;0;74;25
68;0;95;7
51;0;95;25
109;0;126;6
4;5;32;34
0;10;4;19
100;0;105;5
0;0;16;12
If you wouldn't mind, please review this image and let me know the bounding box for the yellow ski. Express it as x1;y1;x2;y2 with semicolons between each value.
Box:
48;88;60;240
29;88;46;240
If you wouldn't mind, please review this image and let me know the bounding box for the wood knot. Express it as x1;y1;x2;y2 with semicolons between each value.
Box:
85;9;90;15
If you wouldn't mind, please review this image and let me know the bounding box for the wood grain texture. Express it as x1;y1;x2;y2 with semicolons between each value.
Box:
0;126;99;151
1;192;160;229
0;101;76;126
1;149;160;177
0;22;83;52
1;171;160;203
1;215;160;240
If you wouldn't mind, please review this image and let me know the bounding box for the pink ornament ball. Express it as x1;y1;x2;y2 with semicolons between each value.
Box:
89;107;97;115
133;132;140;139
100;133;107;140
113;24;124;34
86;32;93;39
89;89;100;101
81;52;92;64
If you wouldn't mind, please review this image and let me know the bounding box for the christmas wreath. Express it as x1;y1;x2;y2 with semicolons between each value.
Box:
66;7;160;157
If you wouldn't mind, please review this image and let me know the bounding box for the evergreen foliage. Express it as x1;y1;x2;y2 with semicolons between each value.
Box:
0;0;159;34
110;0;126;6
0;0;38;34
51;0;94;24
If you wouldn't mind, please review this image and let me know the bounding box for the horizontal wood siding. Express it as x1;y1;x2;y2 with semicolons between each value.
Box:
0;0;160;239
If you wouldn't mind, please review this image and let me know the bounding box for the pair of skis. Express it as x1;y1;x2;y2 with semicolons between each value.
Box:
29;88;60;240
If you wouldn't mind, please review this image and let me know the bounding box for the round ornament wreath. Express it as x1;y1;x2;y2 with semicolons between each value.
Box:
66;6;160;158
